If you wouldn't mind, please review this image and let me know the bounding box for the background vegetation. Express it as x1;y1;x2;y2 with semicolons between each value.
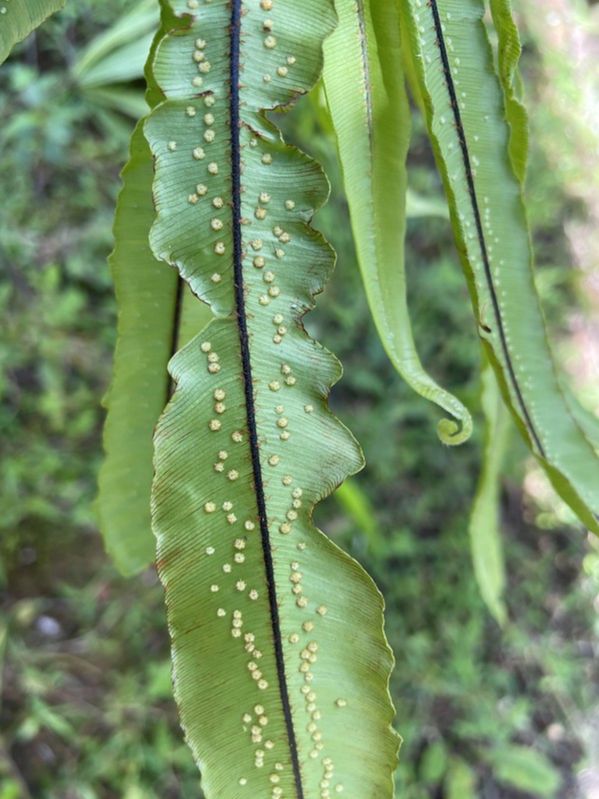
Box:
1;1;598;797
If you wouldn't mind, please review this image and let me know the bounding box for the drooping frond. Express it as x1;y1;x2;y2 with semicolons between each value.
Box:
323;0;472;445
401;0;599;533
146;1;400;796
469;359;509;626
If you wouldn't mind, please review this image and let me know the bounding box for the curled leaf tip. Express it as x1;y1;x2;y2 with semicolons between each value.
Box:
437;412;474;447
402;0;599;524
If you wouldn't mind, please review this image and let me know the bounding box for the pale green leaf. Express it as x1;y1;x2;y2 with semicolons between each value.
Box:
323;0;472;446
0;0;65;65
469;359;509;625
73;0;158;83
97;122;176;576
563;387;599;452
445;758;477;799
98;121;210;576
406;188;449;220
489;0;529;182
98;11;211;576
77;34;156;88
420;740;448;784
334;479;385;555
401;0;599;533
487;744;561;797
84;86;148;119
146;0;400;795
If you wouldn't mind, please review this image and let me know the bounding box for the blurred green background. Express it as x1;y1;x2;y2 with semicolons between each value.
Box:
1;1;598;797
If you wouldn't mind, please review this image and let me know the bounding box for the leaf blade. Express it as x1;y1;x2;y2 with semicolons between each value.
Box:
98;122;177;575
0;0;65;65
98;9;212;576
469;359;509;625
323;0;472;445
146;1;400;795
489;0;528;182
401;0;599;532
98;121;211;575
487;744;561;797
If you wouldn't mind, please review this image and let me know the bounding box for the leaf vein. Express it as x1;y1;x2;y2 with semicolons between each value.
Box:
229;2;304;795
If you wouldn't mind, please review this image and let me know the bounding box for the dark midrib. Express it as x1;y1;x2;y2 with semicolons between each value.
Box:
429;0;545;458
167;277;185;400
229;4;304;797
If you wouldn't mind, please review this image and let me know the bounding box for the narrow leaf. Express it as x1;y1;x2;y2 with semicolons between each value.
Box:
98;11;211;576
401;0;599;532
0;0;65;65
323;0;472;445
406;188;449;220
489;0;528;182
334;479;385;556
146;1;400;796
73;0;158;83
85;86;149;120
98;122;211;576
487;745;561;797
446;758;477;799
77;34;156;88
469;359;509;625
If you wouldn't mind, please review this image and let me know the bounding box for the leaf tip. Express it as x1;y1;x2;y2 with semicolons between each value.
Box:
437;412;473;446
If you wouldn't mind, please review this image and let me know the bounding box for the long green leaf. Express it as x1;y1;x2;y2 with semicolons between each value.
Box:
492;1;599;460
0;0;64;64
469;359;509;625
486;744;561;797
146;0;399;795
334;479;386;556
323;0;472;445
77;34;156;88
401;0;599;533
85;86;149;120
406;188;449;221
98;121;210;575
73;0;158;84
98;12;211;576
98;122;179;575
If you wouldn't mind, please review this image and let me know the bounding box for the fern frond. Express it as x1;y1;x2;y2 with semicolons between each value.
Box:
401;0;599;533
323;0;472;446
146;1;400;795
